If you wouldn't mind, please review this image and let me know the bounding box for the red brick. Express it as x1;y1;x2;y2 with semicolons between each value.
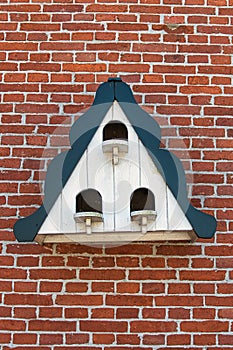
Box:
167;258;189;268
0;306;11;317
40;334;63;345
80;320;127;332
158;105;201;115
117;334;140;345
218;335;233;345
14;333;37;345
7;244;51;255
4;73;25;82
129;270;176;280
194;334;216;345
169;308;190;319
108;23;148;31
52;13;72;22
16;104;59;114
110;64;150;73
116;308;139;319
91;308;114;319
43;4;83;11
130;321;176;333
0;320;26;331
181;321;228;332
14;307;36;319
0;334;11;344
66;333;89;345
8;195;42;206
64;63;106;72
192;258;214;268
3;346;49;350
40;282;62;293
66;256;90;267
116;257;139;267
0;256;14;266
65;282;88;293
157;245;201;256
143;335;165;345
5;294;52;306
217;257;233;269
41;256;64;267
206;297;233;306
180;270;225;281
80;269;125;280
193;308;215;319
168;283;190;294
56;295;103;306
64;23;104;32
182;86;222;95
20;63;61;72
142;308;166;319
14;282;37;292
65;308;88;319
93;334;114;344
28;73;48;82
117;282;140;294
141;257;165;268
205;246;233;256
156;296;203;306
30;268;76;280
92;256;115;267
167;334;191;345
107;295;153;306
29;320;76;332
0;268;27;280
86;4;127;12
219;309;233;319
56;244;103;254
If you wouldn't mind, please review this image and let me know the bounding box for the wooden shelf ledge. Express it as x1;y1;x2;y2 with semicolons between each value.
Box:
35;230;197;245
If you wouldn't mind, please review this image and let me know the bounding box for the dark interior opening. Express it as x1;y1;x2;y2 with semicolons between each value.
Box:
76;189;102;214
103;121;128;141
130;188;155;213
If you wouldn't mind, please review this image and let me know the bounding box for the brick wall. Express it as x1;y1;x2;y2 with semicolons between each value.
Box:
0;0;233;348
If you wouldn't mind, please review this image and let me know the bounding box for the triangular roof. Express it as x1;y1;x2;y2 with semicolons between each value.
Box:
14;78;217;242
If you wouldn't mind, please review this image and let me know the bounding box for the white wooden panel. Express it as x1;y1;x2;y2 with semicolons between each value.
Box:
39;150;88;235
113;102;140;232
87;105;113;154
88;151;113;232
61;151;87;234
114;156;140;232
87;107;114;232
139;141;168;231
167;188;192;231
39;194;62;234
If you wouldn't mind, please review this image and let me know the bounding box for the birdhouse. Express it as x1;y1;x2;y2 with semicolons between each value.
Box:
13;77;217;244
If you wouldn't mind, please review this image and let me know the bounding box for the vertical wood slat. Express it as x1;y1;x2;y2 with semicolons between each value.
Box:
113;102;140;232
139;140;168;231
87;105;114;232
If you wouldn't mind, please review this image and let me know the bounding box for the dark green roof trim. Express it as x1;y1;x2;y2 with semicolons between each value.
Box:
13;78;217;241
